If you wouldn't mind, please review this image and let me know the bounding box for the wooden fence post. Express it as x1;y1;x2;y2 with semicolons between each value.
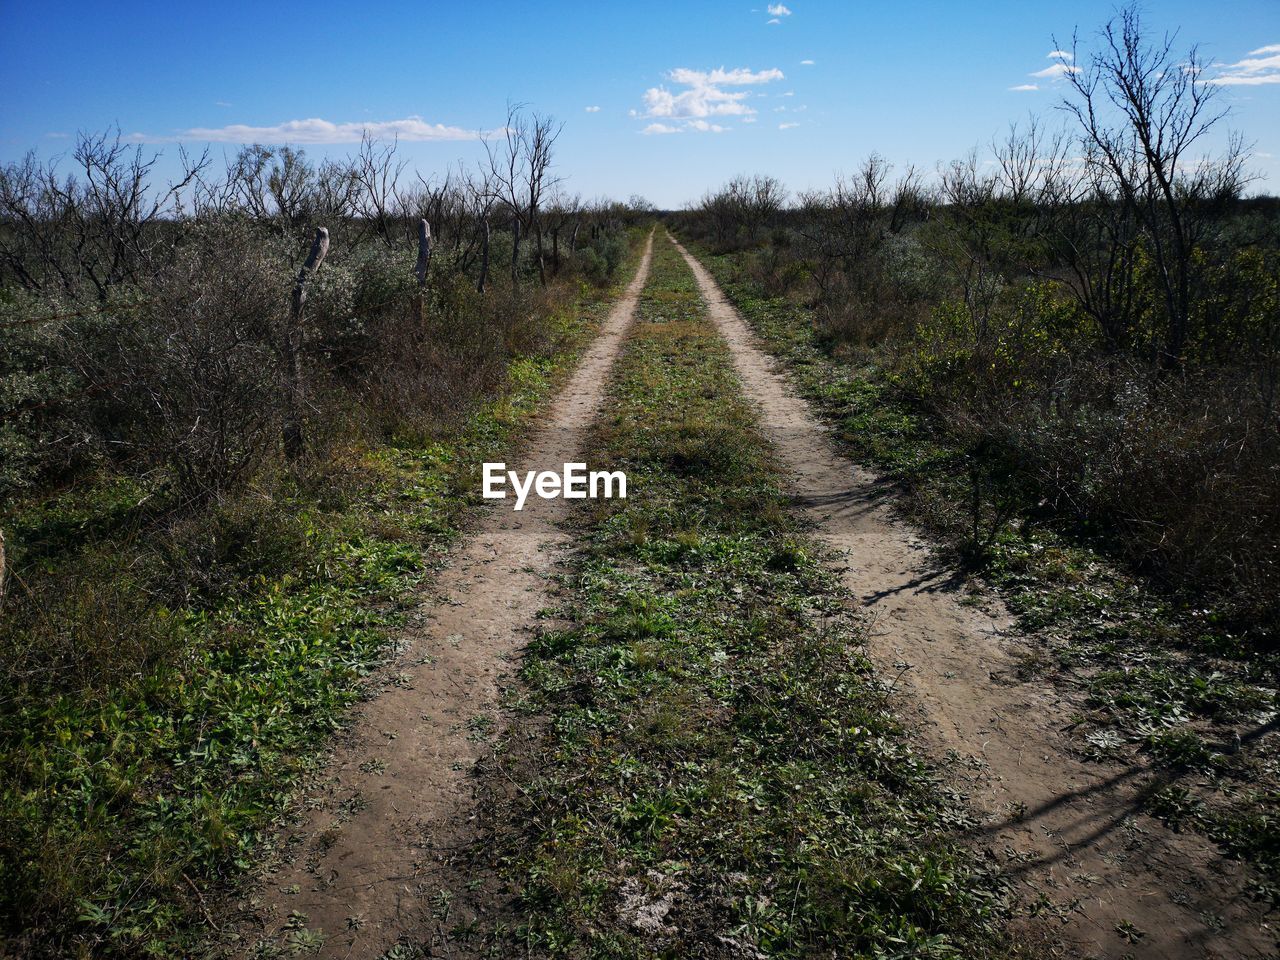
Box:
477;219;490;293
511;216;521;289
283;226;329;462
415;219;432;288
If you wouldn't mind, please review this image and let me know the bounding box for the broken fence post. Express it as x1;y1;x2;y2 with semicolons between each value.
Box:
477;219;490;293
283;226;329;462
511;215;521;289
415;218;432;288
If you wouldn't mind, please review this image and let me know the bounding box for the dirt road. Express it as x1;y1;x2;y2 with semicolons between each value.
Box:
233;228;1270;959
238;233;654;959
672;234;1274;960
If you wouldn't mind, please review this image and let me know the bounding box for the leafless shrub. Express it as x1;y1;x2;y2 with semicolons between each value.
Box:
0;129;207;300
100;221;291;501
696;174;788;250
195;144;355;233
793;156;930;344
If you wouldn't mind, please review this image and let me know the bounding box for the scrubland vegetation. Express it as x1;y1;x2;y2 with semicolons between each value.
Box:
672;5;1280;897
3;3;1279;956
0;109;644;955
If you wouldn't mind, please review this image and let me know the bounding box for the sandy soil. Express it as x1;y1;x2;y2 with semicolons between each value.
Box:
235;233;654;959
672;234;1276;960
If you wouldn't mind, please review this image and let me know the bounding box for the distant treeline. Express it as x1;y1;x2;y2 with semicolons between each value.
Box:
0;106;652;508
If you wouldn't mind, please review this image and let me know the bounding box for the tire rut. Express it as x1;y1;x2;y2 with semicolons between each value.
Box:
236;232;655;959
671;233;1274;960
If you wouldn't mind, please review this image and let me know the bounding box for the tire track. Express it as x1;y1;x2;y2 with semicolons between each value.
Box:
671;233;1273;960
237;232;654;959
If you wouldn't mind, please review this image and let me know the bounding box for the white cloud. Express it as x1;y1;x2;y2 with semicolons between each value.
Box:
767;3;792;15
800;59;815;65
215;100;233;108
1031;62;1081;80
641;120;726;134
669;67;784;86
767;17;780;24
585;105;601;112
1212;45;1280;85
741;116;758;123
639;65;784;132
779;122;799;129
1018;49;1079;87
127;116;481;144
643;84;749;118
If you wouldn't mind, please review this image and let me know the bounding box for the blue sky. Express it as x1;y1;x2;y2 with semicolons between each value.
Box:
1;1;1277;207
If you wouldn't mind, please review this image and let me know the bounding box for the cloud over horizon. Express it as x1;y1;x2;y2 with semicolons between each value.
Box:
126;116;482;144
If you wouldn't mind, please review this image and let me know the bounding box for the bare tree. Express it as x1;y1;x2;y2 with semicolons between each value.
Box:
483;104;564;286
937;151;1004;342
544;191;581;275
696;174;787;247
992;117;1070;206
796;155;924;331
0;129;208;300
1060;3;1249;364
1038;141;1145;351
208;145;354;233
351;133;407;247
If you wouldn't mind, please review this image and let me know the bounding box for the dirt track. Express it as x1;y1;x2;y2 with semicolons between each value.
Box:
672;234;1275;960
239;233;654;959
235;228;1272;959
